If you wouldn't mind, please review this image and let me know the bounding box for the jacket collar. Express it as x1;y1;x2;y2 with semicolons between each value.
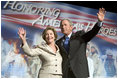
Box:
63;32;75;40
37;42;59;55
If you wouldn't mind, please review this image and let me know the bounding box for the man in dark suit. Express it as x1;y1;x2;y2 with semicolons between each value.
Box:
56;8;106;78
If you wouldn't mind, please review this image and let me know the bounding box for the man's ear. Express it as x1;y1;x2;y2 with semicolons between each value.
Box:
71;26;73;30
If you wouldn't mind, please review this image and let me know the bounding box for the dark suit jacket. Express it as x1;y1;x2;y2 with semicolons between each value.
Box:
56;22;101;78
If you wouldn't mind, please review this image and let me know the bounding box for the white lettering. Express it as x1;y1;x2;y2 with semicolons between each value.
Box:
3;1;16;10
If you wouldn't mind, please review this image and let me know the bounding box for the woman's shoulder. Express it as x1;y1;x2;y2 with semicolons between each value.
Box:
34;42;47;48
39;42;47;47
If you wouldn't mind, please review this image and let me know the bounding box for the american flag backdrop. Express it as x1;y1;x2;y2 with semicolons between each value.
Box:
1;1;117;78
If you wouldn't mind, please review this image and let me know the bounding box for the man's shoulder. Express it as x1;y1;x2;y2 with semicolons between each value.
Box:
71;30;85;38
56;37;63;43
56;36;65;46
75;30;85;36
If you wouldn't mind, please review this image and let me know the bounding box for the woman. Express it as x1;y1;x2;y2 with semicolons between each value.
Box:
18;27;62;78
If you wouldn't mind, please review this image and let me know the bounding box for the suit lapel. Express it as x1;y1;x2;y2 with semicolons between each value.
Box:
70;33;76;40
39;43;56;55
46;45;56;55
59;33;77;55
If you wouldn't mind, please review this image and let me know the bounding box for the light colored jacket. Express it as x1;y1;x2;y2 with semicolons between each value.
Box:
22;42;62;76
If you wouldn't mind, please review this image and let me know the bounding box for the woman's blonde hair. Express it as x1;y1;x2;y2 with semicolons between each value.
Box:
42;26;58;41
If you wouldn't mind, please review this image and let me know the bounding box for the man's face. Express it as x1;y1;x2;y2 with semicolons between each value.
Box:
60;20;73;36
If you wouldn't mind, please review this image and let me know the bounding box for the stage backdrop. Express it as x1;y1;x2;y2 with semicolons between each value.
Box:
1;1;117;78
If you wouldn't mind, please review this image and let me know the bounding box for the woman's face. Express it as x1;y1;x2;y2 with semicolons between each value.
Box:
45;30;55;44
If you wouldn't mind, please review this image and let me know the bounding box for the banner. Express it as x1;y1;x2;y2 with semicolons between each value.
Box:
1;1;117;78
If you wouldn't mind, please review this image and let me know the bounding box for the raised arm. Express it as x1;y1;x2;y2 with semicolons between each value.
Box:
82;8;106;42
18;27;42;56
97;8;106;22
18;27;27;45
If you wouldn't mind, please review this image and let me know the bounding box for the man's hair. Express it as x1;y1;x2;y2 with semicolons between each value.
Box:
42;26;58;41
60;19;73;26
